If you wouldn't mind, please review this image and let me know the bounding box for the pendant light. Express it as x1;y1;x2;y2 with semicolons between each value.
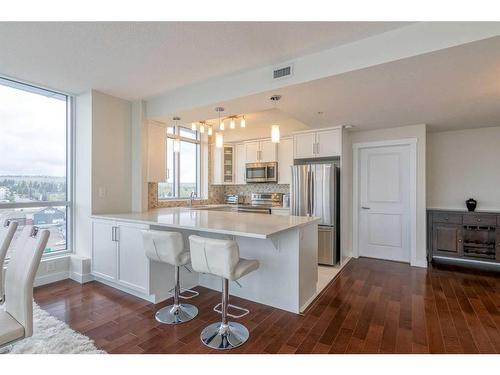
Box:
269;95;282;143
173;116;181;152
199;122;205;133
230;117;236;129
208;125;213;136
215;106;225;132
240;116;246;128
191;122;197;131
215;132;224;148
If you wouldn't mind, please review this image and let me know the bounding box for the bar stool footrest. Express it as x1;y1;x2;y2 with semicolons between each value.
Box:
213;302;249;319
167;287;200;300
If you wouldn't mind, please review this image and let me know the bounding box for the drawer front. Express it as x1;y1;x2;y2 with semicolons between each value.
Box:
463;214;497;226
433;213;463;224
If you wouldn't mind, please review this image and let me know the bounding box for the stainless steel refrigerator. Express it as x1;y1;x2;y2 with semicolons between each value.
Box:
291;162;340;265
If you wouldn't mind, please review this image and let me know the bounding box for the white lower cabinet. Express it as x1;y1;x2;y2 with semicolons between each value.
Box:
91;220;118;282
92;220;150;294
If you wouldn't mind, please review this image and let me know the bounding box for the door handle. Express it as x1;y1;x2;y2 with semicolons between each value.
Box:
361;206;371;210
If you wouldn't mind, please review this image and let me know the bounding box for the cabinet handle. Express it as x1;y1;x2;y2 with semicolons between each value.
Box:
458;239;462;243
111;226;119;242
316;142;319;155
477;219;481;222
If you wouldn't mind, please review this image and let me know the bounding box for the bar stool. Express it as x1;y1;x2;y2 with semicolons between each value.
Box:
141;230;199;324
189;235;259;350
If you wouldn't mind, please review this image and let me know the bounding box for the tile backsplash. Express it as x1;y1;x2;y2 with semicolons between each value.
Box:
223;184;290;204
148;182;289;208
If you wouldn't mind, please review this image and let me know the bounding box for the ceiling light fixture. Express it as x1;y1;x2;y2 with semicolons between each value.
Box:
269;95;282;143
199;122;205;133
207;125;213;136
215;132;224;148
215;106;225;132
191;122;197;131
240;116;246;128
230;117;236;129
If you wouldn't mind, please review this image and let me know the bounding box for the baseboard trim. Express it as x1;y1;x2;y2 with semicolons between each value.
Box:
70;271;94;284
34;271;70;287
92;276;157;303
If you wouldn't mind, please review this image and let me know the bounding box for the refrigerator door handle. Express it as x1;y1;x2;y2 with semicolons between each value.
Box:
310;170;315;217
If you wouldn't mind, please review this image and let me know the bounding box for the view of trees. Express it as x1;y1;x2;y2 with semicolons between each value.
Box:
0;176;66;202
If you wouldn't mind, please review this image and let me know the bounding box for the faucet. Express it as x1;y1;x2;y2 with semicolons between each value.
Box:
189;191;196;207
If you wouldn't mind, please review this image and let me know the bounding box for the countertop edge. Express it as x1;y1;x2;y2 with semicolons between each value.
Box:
90;213;320;239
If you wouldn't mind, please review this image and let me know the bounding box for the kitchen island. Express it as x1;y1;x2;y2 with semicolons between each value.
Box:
90;207;320;313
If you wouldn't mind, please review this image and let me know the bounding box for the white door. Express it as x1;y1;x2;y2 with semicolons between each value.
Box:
294;133;315;159
117;222;150;293
259;140;277;162
235;143;246;184
92;220;118;281
245;142;260;163
358;144;411;262
278;138;293;184
316;129;341;158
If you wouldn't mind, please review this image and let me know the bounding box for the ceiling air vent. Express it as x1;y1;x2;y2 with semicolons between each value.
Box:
273;65;293;80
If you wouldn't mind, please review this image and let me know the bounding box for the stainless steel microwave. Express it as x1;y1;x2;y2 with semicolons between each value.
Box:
245;162;278;183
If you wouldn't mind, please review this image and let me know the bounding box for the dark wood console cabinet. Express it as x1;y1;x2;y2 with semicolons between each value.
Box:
428;209;500;263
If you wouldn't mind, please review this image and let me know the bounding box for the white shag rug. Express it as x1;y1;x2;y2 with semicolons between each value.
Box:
3;303;106;354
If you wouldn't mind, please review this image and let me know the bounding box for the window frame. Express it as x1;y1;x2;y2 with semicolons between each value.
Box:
0;76;74;258
159;125;201;200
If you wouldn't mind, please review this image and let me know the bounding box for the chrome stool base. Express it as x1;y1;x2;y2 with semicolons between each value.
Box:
200;321;249;350
155;303;198;325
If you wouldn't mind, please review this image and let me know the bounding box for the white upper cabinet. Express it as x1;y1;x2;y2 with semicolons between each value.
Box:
316;128;341;158
244;141;261;163
244;140;277;163
211;144;223;185
278;138;293;185
259;140;277;162
235;143;246;185
293;128;341;159
147;122;166;182
294;132;316;159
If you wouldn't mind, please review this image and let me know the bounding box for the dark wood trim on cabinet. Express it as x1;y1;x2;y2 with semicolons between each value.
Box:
428;209;500;265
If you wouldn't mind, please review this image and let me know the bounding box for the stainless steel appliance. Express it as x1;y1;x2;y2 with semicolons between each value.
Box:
245;162;278;183
291;163;340;265
223;192;283;214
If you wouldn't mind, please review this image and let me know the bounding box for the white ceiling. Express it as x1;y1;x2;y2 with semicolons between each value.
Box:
0;22;409;99
168;36;500;134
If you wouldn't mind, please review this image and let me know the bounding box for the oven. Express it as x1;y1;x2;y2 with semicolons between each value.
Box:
245;162;278;183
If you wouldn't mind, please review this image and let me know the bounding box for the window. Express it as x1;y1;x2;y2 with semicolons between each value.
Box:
158;126;200;199
0;77;72;257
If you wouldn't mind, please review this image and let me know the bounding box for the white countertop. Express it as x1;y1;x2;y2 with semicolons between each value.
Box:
91;207;319;239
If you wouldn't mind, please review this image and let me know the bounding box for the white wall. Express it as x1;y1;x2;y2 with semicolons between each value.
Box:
74;91;92;258
131;100;149;212
91;90;132;214
427;126;500;210
344;124;427;267
340;128;352;264
74;90;132;261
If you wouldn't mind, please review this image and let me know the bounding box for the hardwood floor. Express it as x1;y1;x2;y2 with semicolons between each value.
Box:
33;258;500;354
